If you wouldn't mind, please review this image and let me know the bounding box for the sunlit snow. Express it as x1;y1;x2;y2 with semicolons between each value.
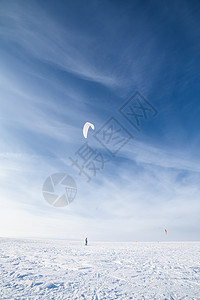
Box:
0;238;200;299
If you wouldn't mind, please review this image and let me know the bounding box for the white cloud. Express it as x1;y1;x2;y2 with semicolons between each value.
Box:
0;2;118;88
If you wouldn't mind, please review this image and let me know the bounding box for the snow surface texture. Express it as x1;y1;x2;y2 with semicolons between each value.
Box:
0;239;200;299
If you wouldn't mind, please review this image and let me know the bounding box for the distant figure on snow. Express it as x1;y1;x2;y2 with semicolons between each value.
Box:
85;237;88;246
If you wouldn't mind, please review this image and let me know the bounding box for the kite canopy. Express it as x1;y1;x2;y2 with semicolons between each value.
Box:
83;122;95;138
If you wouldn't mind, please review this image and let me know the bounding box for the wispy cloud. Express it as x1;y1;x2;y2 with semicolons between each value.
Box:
0;2;118;87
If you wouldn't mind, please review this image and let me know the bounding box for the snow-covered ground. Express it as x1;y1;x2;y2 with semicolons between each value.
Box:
0;238;200;299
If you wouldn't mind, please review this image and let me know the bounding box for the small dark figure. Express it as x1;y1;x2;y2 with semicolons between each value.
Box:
85;237;88;246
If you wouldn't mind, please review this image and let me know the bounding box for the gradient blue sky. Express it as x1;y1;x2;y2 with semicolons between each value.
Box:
0;0;200;241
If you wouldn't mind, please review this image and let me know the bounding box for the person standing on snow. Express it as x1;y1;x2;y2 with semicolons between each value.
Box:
85;237;88;246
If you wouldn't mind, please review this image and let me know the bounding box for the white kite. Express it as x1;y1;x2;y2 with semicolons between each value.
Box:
83;122;95;138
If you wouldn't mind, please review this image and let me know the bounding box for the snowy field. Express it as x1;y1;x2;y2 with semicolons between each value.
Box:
0;238;200;299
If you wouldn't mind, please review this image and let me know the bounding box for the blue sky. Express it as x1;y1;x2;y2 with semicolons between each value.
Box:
0;0;200;241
